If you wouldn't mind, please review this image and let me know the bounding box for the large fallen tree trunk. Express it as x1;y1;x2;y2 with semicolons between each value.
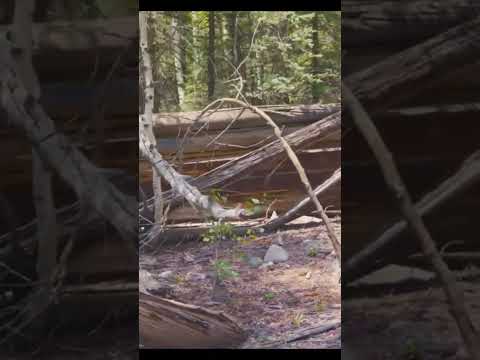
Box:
153;103;339;136
0;16;137;78
0;38;137;255
139;292;247;348
344;149;480;282
342;0;480;47
141;111;341;212
345;15;480;113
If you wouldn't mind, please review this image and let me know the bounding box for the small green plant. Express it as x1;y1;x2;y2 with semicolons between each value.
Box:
315;301;325;313
202;221;237;243
307;248;318;257
202;221;258;244
291;312;305;327
404;339;422;360
243;197;266;217
263;291;276;301
209;188;228;204
174;274;186;285
213;260;239;281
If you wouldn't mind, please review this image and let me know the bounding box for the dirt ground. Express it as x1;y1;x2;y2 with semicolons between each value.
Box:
343;278;480;360
140;217;341;349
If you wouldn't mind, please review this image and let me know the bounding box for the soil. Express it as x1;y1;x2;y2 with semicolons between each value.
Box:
343;279;480;360
140;217;341;349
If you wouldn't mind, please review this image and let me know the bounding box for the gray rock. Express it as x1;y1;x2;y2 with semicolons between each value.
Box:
259;261;274;270
247;256;264;268
188;272;207;281
158;270;174;279
264;244;289;263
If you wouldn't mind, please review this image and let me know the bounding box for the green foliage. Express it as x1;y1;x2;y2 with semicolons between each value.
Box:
307;248;318;257
201;221;237;243
209;188;228;204
213;259;239;281
146;11;340;110
291;311;305;327
201;220;257;244
262;291;276;301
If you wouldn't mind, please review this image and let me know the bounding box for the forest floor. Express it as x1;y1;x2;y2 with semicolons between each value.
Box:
343;275;480;359
140;216;341;349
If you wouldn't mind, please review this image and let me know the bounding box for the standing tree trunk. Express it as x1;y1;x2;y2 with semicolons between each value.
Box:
140;11;163;223
171;11;185;106
311;11;322;102
207;11;216;100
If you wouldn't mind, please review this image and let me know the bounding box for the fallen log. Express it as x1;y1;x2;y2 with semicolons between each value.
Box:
139;292;247;348
153;103;339;136
345;16;480;113
141;111;341;212
344;149;480;282
5;16;138;79
0;38;137;255
343;0;480;47
261;168;341;232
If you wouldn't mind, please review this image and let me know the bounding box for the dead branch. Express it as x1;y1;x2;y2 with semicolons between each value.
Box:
153;103;339;136
0;38;137;256
263;322;340;348
141;111;341;213
139;292;247;348
345;15;480;113
12;0;57;333
343;83;480;360
344;149;480;282
200;98;341;264
262;168;341;232
139;129;244;221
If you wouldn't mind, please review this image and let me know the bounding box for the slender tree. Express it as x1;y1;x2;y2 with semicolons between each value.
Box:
207;11;216;100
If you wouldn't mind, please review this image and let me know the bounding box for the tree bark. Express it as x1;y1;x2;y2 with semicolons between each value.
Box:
343;0;480;47
207;11;216;100
140;11;163;223
153;103;340;135
140;292;247;348
0;38;137;256
142;111;341;211
344;83;480;360
345;15;480;113
171;12;185;106
311;11;321;102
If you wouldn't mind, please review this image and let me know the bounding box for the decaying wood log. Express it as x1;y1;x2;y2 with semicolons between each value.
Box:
345;15;480;113
0;16;137;78
153;103;339;136
139;292;247;348
344;84;480;360
0;38;137;255
141;111;341;212
343;0;480;47
140;124;244;221
344;149;480;282
262;168;341;232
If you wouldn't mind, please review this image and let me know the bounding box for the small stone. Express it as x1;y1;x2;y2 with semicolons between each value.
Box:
264;244;289;263
188;272;207;281
158;270;174;279
247;256;263;268
260;261;274;270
